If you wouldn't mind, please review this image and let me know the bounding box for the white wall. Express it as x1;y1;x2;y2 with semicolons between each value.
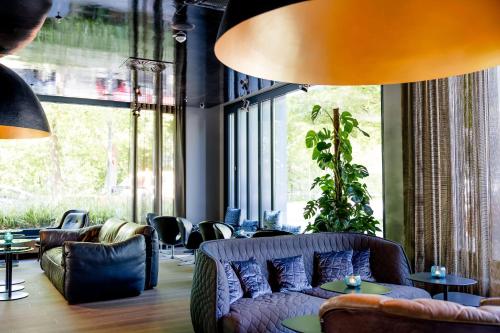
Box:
185;105;224;224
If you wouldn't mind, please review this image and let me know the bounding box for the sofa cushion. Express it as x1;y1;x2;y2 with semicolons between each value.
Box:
222;261;244;304
263;210;282;230
301;282;431;300
269;255;311;292
98;218;127;243
352;249;375;282
232;258;272;298
225;208;241;228
114;222;149;242
40;247;65;295
315;250;354;285
221;292;324;333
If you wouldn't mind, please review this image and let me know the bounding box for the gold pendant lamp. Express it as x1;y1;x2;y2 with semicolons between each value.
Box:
215;0;500;85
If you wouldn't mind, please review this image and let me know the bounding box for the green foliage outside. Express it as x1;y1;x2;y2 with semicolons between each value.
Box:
284;86;382;229
0;103;150;229
303;106;381;235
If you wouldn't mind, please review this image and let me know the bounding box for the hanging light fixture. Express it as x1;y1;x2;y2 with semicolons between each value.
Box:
215;0;500;85
0;64;50;139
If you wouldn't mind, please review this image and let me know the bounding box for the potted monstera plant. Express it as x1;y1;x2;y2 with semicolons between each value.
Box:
304;105;380;235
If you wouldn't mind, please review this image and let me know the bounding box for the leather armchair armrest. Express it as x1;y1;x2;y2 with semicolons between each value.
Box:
39;229;81;255
481;298;500;306
62;235;146;304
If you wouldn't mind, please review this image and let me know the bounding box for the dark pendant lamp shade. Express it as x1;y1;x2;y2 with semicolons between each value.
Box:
0;64;50;139
215;0;500;85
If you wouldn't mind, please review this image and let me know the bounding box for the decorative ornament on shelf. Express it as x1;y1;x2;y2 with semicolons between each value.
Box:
344;275;361;288
431;265;447;279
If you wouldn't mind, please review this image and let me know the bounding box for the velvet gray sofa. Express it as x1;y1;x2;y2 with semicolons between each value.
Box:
191;232;430;333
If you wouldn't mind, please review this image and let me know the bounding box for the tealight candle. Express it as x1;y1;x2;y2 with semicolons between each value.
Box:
431;265;446;279
344;274;361;288
4;232;13;244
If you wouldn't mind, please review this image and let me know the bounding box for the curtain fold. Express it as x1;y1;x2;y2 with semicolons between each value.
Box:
403;68;499;296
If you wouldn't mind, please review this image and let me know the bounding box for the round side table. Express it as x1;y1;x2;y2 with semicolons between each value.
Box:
0;241;32;301
282;315;321;333
408;272;482;306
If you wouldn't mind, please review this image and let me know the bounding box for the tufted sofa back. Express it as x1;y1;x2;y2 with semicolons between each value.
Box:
200;232;412;286
192;232;413;333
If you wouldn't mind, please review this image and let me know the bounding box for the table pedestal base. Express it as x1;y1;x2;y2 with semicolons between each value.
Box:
0;284;24;293
0;278;25;286
0;291;29;301
433;292;483;307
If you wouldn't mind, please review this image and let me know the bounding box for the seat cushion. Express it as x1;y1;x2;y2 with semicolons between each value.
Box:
221;292;325;333
41;247;65;295
98;218;127;243
301;283;431;300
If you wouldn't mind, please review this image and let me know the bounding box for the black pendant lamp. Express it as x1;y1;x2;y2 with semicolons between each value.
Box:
215;0;500;85
0;64;50;139
0;0;52;139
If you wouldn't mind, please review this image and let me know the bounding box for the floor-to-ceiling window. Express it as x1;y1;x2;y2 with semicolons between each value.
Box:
0;102;175;229
226;85;382;232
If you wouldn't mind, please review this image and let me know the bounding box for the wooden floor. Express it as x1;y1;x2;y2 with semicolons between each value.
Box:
0;256;195;333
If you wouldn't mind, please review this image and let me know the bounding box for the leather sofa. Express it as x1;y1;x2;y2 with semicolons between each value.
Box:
40;218;159;304
191;232;430;333
320;294;500;333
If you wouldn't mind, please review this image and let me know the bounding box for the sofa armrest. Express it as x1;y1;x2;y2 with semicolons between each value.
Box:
62;235;146;304
39;229;81;255
190;250;230;333
481;298;500;306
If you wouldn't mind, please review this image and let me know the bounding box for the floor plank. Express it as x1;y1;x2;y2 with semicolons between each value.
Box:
0;256;195;333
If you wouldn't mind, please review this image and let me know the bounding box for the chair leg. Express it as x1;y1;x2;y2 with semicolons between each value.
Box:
170;245;175;259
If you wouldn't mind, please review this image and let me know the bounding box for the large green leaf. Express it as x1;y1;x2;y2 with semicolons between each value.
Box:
311;105;322;122
305;130;317;148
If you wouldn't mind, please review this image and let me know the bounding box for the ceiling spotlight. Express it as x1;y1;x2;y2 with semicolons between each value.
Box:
55;11;63;23
299;84;310;93
173;31;187;43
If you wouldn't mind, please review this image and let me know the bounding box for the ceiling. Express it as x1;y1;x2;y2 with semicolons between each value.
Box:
0;0;225;106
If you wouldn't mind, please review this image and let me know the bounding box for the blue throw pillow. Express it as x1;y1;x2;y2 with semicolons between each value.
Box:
263;210;282;230
280;224;301;234
221;261;244;304
241;220;259;232
352;249;375;282
231;258;272;298
269;255;311;291
224;207;241;228
314;250;354;285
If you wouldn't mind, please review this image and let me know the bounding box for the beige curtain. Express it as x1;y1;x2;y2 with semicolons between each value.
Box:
403;68;499;296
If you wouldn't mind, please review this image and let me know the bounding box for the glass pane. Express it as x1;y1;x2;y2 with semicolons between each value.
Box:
237;108;248;220
162;113;175;216
248;105;259;220
274;96;289;226
0;103;131;228
261;100;272;219
136;110;155;223
283;86;383;233
227;113;236;208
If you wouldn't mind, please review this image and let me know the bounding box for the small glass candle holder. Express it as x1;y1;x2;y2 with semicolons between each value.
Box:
344;274;362;288
3;232;14;244
431;265;446;279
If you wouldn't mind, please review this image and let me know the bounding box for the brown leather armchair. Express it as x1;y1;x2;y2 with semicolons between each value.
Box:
320;294;500;333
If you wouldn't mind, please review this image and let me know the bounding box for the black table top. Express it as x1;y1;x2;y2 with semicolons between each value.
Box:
409;272;477;286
